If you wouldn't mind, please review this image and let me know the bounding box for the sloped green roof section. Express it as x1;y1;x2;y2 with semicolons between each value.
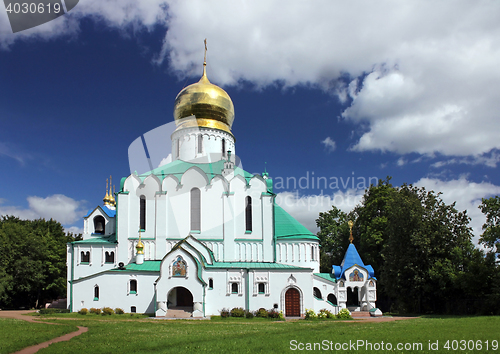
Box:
314;273;337;284
72;234;117;244
138;159;254;183
110;261;161;272
206;261;310;270
274;204;319;241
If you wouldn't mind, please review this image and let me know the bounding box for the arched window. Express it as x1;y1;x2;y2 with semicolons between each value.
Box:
245;196;252;232
258;283;265;294
231;283;239;294
105;251;114;263
327;293;337;305
208;278;213;289
93;215;105;235
94;285;99;300
311;245;315;261
190;188;201;231
130;280;137;294
222;138;226;157
198;134;203;154
313;287;322;299
139;195;146;231
131;306;136;313
81;251;90;263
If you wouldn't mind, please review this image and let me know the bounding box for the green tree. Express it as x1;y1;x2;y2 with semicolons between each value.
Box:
479;196;500;254
316;179;482;314
316;206;349;272
0;216;79;309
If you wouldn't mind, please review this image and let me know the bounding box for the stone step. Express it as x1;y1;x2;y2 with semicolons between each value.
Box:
165;309;192;318
351;311;371;317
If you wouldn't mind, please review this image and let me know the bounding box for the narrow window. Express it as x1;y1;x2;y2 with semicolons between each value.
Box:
258;283;265;294
81;251;90;263
208;278;213;289
105;251;114;263
245;196;252;232
191;188;201;231
231;283;239;294
222;138;226;157
130;279;137;294
94;286;99;301
93;215;105;235
198;134;203;154
140;195;146;231
176;139;180;158
313;287;322;299
311;245;315;261
131;306;136;313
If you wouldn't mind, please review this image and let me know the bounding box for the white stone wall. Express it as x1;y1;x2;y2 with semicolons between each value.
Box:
71;272;157;314
171;127;235;163
276;241;320;272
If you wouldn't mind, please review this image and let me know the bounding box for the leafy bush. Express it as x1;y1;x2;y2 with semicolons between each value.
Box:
336;308;352;320
102;307;114;315
114;308;124;315
304;308;317;319
318;309;335;319
255;308;268;318
245;311;254;319
220;308;230;318
78;308;88;315
267;309;280;319
278;311;284;320
39;308;70;314
89;307;101;315
230;307;245;317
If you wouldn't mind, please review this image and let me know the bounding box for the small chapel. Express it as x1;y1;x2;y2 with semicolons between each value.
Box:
66;45;377;317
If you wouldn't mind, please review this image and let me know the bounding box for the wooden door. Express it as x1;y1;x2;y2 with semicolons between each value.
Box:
285;288;300;317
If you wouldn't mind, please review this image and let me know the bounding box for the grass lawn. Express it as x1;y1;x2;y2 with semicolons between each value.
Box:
19;315;498;354
0;317;77;354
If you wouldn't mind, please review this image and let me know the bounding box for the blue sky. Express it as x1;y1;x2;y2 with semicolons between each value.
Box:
1;1;500;245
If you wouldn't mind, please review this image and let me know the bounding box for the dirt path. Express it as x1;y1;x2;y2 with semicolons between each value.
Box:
0;310;88;354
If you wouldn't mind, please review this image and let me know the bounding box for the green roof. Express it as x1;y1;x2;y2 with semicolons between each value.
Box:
138;159;255;183
314;273;337;284
110;261;161;272
206;261;310;270
72;234;117;244
274;205;319;241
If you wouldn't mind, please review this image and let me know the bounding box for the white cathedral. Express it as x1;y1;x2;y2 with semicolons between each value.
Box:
66;53;377;318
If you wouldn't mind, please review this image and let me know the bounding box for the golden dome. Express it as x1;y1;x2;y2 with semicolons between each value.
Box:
173;63;234;136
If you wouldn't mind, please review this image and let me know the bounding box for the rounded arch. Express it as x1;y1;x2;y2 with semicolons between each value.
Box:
167;286;193;310
327;293;337;306
93;215;105;235
346;286;360;307
181;166;210;188
123;174;141;193
281;285;303;317
313;287;322;299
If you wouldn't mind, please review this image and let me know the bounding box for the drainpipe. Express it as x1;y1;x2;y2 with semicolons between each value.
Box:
203;286;206;317
245;268;250;311
70;242;74;312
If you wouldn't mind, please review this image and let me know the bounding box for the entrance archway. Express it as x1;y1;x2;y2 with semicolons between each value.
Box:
347;287;359;306
285;287;301;317
167;287;193;310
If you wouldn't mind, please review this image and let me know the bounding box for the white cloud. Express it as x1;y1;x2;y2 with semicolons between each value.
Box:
0;194;86;225
2;1;500;160
275;189;364;233
415;177;500;246
65;226;84;235
321;137;336;153
397;157;407;166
